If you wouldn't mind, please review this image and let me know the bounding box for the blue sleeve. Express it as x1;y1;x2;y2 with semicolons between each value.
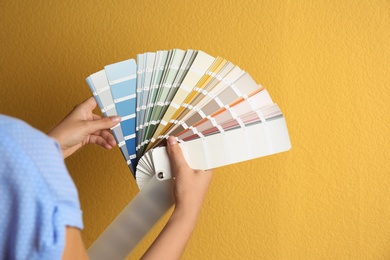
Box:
0;115;83;260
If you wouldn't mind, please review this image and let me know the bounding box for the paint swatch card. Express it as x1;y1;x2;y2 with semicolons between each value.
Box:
86;49;291;184
86;49;291;259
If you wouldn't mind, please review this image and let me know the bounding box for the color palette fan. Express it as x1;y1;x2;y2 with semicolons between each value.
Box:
86;49;291;259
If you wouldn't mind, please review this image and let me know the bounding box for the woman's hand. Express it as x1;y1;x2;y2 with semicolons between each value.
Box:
142;137;212;260
166;136;213;215
47;97;120;159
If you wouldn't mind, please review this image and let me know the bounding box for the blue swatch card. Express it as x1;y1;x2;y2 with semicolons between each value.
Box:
105;59;138;168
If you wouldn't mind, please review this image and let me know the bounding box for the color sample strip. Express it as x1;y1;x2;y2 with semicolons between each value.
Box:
136;53;145;133
165;50;197;105
144;49;195;137
143;51;169;129
166;58;229;127
161;71;261;140
138;52;156;133
140;49;195;155
173;65;244;126
86;70;133;174
139;49;186;154
136;52;158;156
135;53;148;154
86;76;105;112
182;104;283;141
152;115;291;178
152;57;227;142
145;51;215;151
105;59;137;168
177;89;274;140
164;57;225;124
140;50;169;153
164;60;235;134
136;50;173;152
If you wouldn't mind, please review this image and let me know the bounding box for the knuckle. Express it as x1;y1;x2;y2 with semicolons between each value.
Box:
103;117;112;125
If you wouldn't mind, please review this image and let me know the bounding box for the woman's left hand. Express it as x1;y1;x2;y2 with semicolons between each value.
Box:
48;97;121;159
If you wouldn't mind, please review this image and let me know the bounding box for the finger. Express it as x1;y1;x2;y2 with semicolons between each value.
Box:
89;134;113;149
92;128;115;141
82;97;98;111
86;116;121;134
91;118;117;146
73;97;98;114
166;136;190;175
92;114;102;120
98;129;117;147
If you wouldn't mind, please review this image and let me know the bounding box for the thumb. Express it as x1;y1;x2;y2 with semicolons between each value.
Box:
166;136;189;175
86;116;121;133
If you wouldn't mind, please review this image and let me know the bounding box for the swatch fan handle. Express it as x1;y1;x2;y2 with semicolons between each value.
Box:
87;172;174;259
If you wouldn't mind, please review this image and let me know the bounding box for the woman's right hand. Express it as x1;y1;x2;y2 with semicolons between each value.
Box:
166;136;213;215
141;137;213;260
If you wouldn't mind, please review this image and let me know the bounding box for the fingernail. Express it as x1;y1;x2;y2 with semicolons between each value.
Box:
111;116;121;123
167;136;177;146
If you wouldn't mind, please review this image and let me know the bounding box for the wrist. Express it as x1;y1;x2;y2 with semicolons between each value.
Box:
47;131;70;159
173;202;202;221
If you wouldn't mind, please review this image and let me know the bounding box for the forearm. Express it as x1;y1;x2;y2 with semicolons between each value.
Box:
141;206;201;260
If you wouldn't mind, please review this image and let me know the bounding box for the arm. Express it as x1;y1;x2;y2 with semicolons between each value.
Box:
62;227;89;260
141;136;213;260
47;97;120;259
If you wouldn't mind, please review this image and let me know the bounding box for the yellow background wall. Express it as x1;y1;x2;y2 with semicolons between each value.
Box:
1;1;389;259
